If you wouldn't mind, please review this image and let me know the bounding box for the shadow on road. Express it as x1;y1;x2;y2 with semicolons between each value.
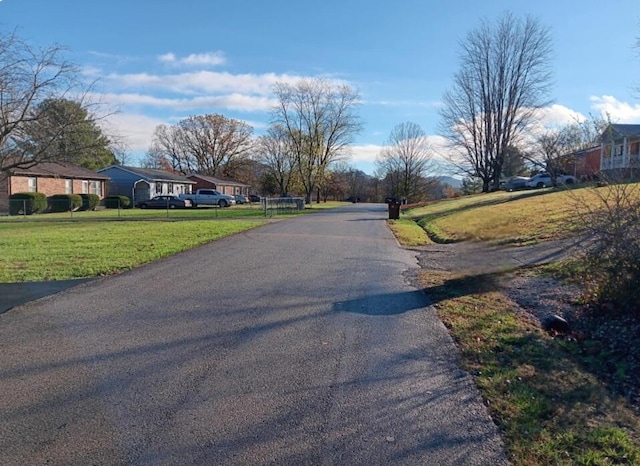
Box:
334;290;428;316
0;279;93;314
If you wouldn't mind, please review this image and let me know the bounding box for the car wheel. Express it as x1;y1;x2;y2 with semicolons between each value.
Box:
536;182;544;188
219;199;228;208
566;179;574;185
192;203;197;208
170;204;176;209
139;203;147;209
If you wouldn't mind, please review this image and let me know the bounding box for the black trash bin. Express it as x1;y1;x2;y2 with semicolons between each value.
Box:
388;201;400;219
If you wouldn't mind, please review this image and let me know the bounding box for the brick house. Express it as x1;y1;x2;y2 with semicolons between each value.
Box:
186;173;250;197
0;162;110;213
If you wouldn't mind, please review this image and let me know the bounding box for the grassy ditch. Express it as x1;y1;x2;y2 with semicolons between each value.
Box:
387;219;432;247
0;220;262;282
419;269;640;465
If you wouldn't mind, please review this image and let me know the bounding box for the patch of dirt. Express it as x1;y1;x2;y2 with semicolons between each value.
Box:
413;239;640;411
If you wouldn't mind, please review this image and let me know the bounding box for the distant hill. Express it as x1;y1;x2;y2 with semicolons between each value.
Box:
436;176;462;189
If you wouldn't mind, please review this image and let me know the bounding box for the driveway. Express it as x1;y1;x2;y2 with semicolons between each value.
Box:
0;203;507;465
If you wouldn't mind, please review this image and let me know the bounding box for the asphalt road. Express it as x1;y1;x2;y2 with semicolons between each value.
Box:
0;203;507;465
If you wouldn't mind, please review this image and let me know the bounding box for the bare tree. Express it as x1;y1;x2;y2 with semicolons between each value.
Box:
149;114;254;177
529;115;609;179
271;78;362;204
0;31;84;174
148;124;191;172
439;13;553;192
376;122;434;202
255;125;296;195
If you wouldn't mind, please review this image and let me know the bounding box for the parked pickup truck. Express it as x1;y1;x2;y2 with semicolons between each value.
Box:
179;189;236;207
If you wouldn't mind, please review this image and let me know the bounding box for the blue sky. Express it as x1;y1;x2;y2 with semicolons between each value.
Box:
1;0;639;175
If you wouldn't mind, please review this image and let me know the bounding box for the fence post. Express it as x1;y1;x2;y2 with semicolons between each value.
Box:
23;200;26;218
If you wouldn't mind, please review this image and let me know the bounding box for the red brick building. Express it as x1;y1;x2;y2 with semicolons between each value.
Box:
573;146;602;180
186;173;250;197
0;162;110;213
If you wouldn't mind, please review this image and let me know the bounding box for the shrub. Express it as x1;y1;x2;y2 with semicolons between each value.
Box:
9;192;47;215
104;195;131;209
48;194;83;212
572;180;640;314
78;193;100;211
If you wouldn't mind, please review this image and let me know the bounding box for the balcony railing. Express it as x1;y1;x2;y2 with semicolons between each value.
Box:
601;154;640;170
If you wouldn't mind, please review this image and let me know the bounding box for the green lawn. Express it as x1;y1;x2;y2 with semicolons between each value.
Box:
0;200;349;283
0;220;262;282
404;186;604;245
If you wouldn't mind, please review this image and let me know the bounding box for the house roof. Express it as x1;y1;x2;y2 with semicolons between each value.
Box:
99;165;196;183
573;145;601;157
10;162;110;180
187;173;249;187
602;124;640;141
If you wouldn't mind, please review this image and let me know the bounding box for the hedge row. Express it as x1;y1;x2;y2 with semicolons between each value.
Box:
9;192;117;215
9;192;48;215
79;193;100;211
104;195;131;209
48;194;83;212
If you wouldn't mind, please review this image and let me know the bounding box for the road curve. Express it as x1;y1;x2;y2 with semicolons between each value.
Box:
0;203;507;465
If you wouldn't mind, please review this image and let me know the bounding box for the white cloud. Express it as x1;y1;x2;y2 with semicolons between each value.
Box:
101;113;166;153
536;104;585;127
93;92;276;113
590;95;640;123
182;52;226;67
158;51;226;67
105;70;303;96
349;144;382;163
158;52;176;63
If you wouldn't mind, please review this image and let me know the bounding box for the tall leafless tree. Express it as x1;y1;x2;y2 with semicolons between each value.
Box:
147;124;191;172
439;13;553;192
376;122;434;202
0;31;85;174
255;125;296;196
148;114;254;177
271;78;362;204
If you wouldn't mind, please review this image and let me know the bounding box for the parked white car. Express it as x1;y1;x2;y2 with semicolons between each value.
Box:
526;173;578;188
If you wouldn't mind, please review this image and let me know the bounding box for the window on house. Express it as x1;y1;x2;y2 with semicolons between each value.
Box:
156;183;162;194
89;180;101;195
82;180;89;194
65;179;73;194
27;177;37;192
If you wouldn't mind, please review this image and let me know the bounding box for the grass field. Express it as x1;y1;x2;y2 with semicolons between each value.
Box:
390;184;640;464
0;200;348;222
0;220;262;282
403;186;598;245
0;200;348;283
